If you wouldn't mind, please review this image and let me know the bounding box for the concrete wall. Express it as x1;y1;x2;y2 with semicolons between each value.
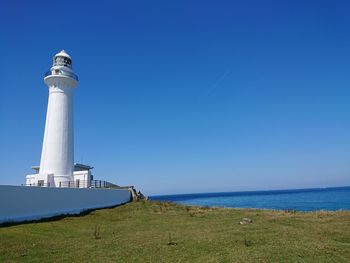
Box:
0;185;131;224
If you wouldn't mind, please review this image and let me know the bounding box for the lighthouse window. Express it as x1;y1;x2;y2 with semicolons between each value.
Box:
54;56;71;67
55;57;64;65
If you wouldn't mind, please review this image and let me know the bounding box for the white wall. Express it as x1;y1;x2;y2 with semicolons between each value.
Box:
0;185;131;224
73;170;91;188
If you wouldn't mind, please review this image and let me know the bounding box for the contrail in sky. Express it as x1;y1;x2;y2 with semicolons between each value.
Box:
206;69;231;96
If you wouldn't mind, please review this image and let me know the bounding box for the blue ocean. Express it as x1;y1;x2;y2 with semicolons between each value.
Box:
151;186;350;211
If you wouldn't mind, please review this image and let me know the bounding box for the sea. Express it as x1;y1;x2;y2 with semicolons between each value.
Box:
151;186;350;211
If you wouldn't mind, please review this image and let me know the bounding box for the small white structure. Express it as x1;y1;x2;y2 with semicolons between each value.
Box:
26;51;93;188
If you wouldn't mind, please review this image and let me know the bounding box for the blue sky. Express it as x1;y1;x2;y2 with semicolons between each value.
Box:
0;1;349;195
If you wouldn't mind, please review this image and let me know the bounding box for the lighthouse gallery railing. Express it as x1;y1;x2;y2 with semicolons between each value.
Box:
45;70;78;81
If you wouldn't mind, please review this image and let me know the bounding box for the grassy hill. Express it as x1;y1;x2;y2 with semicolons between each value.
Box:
1;200;350;262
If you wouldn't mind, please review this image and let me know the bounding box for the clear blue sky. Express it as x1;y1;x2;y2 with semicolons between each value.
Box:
0;1;349;195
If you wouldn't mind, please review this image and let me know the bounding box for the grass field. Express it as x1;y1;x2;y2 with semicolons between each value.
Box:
1;200;350;262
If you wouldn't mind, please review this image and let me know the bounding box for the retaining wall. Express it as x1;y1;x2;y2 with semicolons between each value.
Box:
0;185;131;223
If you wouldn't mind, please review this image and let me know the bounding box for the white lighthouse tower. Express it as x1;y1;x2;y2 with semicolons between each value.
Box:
39;50;77;187
26;50;85;187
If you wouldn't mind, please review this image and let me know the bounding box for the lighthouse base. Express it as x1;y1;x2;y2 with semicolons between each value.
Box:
26;171;91;188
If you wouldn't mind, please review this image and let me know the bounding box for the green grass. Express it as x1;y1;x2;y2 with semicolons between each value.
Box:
1;200;350;262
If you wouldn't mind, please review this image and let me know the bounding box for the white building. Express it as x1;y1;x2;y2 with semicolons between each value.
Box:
26;50;93;188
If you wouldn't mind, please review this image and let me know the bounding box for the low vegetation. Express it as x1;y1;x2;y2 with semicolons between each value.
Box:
1;200;350;262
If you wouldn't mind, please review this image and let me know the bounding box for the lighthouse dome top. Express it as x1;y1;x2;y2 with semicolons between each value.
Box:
55;50;71;59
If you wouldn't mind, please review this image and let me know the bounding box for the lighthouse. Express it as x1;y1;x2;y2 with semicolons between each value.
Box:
39;50;77;187
26;51;93;188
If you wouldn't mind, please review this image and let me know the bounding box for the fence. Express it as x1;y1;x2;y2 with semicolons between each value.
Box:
22;180;120;189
